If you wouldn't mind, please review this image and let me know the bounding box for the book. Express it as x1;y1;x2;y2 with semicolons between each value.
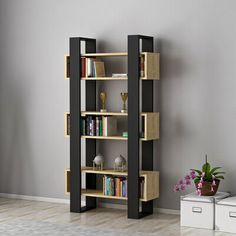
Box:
102;176;144;198
86;58;95;77
81;57;86;77
112;73;127;77
94;61;105;77
115;178;121;197
102;116;117;136
96;117;100;136
80;117;86;135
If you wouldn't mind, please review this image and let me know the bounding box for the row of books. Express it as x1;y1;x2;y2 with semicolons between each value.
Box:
103;175;145;198
81;57;105;78
66;55;145;78
81;116;117;136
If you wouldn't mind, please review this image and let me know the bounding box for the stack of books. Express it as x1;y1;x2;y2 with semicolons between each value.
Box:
81;116;117;136
103;175;145;198
81;57;105;77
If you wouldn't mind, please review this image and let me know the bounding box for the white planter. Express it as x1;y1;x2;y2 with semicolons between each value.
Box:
215;196;236;234
181;192;230;229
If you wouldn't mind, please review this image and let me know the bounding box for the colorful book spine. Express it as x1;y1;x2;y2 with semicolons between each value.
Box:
99;119;103;136
96;117;100;136
103;175;144;198
81;57;86;77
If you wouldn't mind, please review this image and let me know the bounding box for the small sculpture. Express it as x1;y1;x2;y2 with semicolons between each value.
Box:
100;92;107;112
93;153;104;170
120;92;128;113
114;155;126;172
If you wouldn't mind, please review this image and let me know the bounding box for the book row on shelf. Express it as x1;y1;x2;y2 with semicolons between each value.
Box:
81;116;117;136
103;175;145;198
66;55;145;78
81;57;105;77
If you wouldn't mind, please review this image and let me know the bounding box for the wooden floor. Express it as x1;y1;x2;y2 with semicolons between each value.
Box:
0;198;234;236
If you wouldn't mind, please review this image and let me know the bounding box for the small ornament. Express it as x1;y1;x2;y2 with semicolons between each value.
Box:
100;92;107;112
120;92;128;113
114;155;126;172
93;153;104;170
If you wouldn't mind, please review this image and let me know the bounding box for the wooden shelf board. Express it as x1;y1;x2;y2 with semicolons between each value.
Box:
80;52;150;57
81;52;128;57
81;189;127;200
81;135;127;140
81;111;128;116
81;77;127;80
81;167;153;177
65;168;159;201
81;111;157;117
81;189;146;201
81;77;150;81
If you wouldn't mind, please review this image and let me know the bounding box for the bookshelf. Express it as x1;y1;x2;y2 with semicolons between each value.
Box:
65;168;159;202
66;35;160;219
64;112;159;140
64;52;160;80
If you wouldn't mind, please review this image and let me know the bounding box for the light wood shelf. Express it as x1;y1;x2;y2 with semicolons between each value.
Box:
81;52;128;57
81;111;128;116
64;112;160;141
65;168;159;201
64;55;70;80
81;135;127;140
81;77;127;81
82;189;127;200
64;52;160;80
64;112;70;137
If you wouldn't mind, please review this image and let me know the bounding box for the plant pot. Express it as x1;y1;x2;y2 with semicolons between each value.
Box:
195;180;220;196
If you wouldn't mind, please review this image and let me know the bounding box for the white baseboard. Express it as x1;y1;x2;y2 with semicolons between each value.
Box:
0;193;180;215
0;193;70;204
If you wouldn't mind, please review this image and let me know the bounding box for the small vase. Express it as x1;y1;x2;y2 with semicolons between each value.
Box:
195;180;220;196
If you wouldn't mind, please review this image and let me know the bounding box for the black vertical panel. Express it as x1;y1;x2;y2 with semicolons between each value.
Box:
83;39;97;210
128;35;140;219
85;39;97;209
70;37;96;213
141;37;154;214
70;37;81;212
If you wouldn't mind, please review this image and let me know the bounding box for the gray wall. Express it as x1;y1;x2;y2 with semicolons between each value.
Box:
0;0;236;210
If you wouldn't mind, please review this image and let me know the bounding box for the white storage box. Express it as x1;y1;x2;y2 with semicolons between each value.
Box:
215;196;236;234
181;192;230;229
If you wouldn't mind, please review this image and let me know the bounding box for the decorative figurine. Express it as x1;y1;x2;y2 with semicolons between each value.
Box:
114;155;126;172
93;153;104;170
120;92;128;113
100;92;107;112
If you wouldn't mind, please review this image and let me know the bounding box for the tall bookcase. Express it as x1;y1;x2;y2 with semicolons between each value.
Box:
65;35;160;219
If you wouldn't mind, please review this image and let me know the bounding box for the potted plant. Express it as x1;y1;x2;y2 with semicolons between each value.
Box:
173;155;225;196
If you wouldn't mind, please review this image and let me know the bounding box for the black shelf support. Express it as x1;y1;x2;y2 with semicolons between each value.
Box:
128;35;154;219
70;37;96;213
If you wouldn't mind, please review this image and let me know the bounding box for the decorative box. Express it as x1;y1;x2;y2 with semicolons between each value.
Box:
215;196;236;233
181;192;230;229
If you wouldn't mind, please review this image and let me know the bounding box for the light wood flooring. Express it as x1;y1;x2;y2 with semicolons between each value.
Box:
0;198;234;236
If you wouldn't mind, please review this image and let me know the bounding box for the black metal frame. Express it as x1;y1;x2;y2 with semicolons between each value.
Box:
128;35;154;219
70;37;97;212
70;35;155;218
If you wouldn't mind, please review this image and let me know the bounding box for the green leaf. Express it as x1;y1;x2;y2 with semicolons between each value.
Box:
202;162;211;176
216;176;225;180
194;178;200;184
214;172;226;176
209;167;222;175
191;169;202;175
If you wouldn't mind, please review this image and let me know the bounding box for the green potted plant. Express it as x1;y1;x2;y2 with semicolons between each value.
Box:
173;155;225;196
